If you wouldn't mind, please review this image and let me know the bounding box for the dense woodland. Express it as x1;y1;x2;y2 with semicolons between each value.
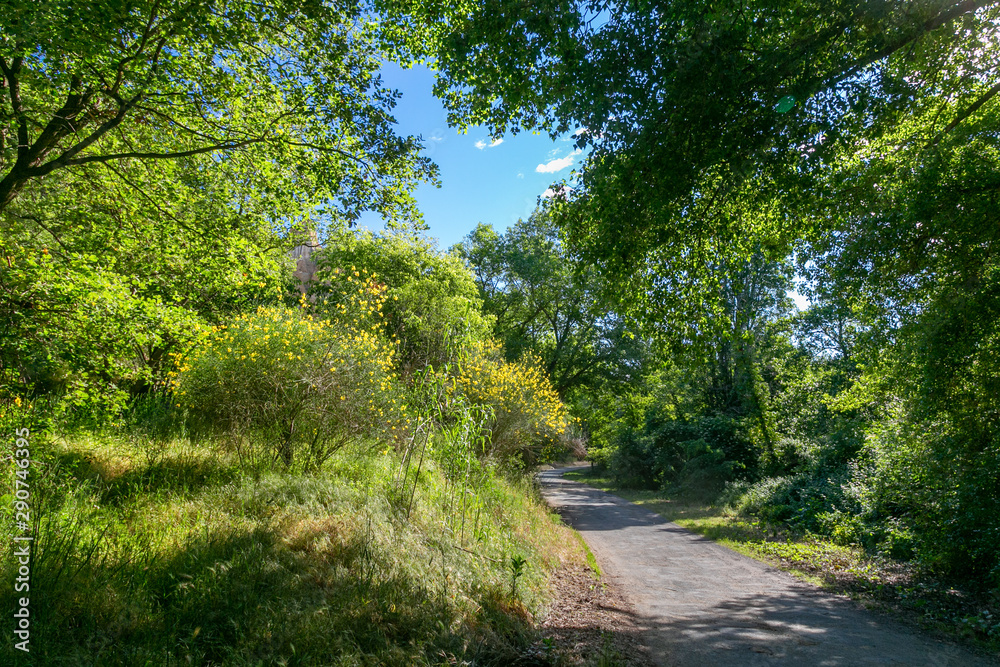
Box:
2;0;999;662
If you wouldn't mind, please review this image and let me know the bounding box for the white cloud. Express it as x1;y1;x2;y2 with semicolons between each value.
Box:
536;149;581;173
475;138;504;150
517;173;524;179
542;185;572;199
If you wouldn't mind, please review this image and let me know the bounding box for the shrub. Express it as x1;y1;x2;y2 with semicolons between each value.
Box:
451;339;569;466
170;296;409;469
854;410;1000;579
667;438;738;499
606;428;661;489
312;230;493;374
722;467;861;539
607;414;747;495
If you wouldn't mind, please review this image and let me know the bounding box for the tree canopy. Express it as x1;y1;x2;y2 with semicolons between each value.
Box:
455;210;648;397
434;0;1000;277
0;0;437;223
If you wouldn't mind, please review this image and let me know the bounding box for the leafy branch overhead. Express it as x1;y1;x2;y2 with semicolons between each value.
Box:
0;0;439;223
433;0;1000;269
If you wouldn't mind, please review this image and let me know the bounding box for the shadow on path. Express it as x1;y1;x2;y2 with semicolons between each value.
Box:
538;467;999;667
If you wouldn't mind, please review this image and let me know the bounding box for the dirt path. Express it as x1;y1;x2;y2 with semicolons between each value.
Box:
539;467;998;667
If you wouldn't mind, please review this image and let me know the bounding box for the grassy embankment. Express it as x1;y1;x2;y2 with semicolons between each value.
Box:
564;468;1000;656
0;430;601;666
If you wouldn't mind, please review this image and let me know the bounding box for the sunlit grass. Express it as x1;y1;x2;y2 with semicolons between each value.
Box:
0;433;586;664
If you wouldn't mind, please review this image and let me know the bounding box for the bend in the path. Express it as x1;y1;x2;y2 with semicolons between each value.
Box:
539;467;999;667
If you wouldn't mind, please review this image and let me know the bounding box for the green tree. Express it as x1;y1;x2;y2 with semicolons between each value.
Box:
0;149;296;425
0;0;448;424
455;210;646;397
0;0;437;222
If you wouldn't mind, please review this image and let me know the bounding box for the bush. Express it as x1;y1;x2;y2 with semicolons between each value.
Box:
722;469;858;535
171;297;408;470
451;339;569;466
854;410;1000;580
667;437;738;499
607;414;748;495
607;428;662;489
312;230;493;375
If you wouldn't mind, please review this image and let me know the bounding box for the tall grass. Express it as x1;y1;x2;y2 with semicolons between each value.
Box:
0;428;579;665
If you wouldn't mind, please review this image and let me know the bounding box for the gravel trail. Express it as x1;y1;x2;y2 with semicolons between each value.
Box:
539;467;998;667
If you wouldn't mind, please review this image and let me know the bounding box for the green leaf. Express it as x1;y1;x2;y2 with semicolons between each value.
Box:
775;95;796;113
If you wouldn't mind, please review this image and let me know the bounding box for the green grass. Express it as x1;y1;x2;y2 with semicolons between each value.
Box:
574;529;602;579
1;433;587;665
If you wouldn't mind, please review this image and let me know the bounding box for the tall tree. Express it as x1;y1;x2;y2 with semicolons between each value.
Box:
455;210;646;396
0;144;297;418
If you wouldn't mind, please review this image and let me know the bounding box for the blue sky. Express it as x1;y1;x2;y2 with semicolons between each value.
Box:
356;63;581;249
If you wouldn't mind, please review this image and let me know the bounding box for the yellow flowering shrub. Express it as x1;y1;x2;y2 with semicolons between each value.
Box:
171;281;410;469
452;339;569;464
313;265;389;335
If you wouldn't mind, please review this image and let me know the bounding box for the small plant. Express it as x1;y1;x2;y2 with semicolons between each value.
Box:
509;554;527;598
595;631;625;667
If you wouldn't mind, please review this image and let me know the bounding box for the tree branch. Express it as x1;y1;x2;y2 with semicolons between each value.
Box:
58;138;265;168
0;56;28;161
927;78;1000;147
823;0;999;93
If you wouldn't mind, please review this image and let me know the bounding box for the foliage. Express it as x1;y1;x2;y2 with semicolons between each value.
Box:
433;0;1000;587
171;297;408;470
0;154;296;429
0;0;446;430
433;0;999;283
608;413;745;496
312;228;492;374
0;0;437;221
455;210;648;398
856;409;1000;581
451;339;570;466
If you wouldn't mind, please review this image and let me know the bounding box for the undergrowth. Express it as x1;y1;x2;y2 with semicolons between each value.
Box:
0;433;581;665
